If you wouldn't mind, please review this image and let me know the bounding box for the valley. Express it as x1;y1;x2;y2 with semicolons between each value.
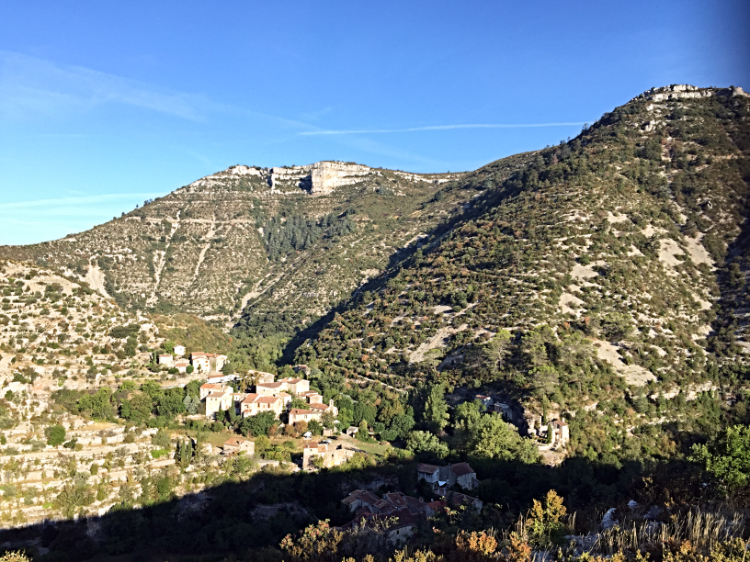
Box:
0;84;748;562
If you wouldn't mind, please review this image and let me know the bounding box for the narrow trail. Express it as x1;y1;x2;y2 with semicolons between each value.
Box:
239;270;286;311
192;214;216;284
147;211;181;306
85;264;110;299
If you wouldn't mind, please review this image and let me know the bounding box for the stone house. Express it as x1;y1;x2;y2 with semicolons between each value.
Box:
342;490;434;518
278;377;310;395
302;441;354;470
158;354;174;368
199;383;228;401
449;462;479;490
443;491;483;513
205;387;233;418
248;370;275;384
190;352;227;373
288;400;337;424
341;489;381;512
299;390;323;404
288;408;320;425
256;382;285;396
416;463;441;487
339;490;433;546
240;394;284;418
417;462;479;491
548;419;570;447
174;359;190;374
191;352;211;373
490;402;514;422
222;437;255;456
173;344;186;357
208;353;227;373
308;400;338;417
231;393;248;414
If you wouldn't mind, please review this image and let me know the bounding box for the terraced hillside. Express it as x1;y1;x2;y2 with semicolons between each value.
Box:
297;85;750;434
0;161;534;330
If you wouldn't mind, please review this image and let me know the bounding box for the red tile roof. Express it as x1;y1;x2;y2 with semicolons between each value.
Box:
427;500;446;513
417;463;440;474
224;437;248;447
450;462;475;477
257;382;284;389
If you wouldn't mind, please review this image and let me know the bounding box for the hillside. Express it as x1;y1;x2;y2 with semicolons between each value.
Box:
296;85;750;449
0;85;747;562
0;162;481;323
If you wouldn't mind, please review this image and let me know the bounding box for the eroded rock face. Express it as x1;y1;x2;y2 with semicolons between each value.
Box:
638;84;749;103
309;161;371;194
268;161;373;194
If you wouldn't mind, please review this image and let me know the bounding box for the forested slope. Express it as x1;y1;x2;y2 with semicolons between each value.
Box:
296;85;750;457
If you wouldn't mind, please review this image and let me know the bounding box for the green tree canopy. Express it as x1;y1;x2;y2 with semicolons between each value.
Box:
424;384;450;433
691;424;750;494
45;424;66;447
469;414;539;463
406;430;449;460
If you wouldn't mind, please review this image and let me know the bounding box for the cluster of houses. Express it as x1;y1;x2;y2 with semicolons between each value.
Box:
339;462;483;545
199;371;338;423
474;394;569;449
157;345;228;375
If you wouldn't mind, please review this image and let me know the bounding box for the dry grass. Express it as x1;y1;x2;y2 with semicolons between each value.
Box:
590;509;745;556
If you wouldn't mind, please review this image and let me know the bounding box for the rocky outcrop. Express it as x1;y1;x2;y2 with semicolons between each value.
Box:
269;161;373;194
639;84;749;103
641;84;714;102
310;161;371;194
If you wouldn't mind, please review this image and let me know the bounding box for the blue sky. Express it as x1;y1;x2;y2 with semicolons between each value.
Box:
1;1;748;245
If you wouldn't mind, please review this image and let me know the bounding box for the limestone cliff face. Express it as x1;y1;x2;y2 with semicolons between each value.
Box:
638;84;749;102
309;161;371;194
269;161;373;194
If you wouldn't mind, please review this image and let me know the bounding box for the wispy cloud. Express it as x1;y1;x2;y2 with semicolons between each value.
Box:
0;51;216;121
300;106;333;121
299;122;588;136
0;192;163;210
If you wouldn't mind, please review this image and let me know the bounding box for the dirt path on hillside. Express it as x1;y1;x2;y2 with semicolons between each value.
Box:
147;211;181;307
409;324;466;363
595;340;656;386
192;214;216;284
85;263;110;299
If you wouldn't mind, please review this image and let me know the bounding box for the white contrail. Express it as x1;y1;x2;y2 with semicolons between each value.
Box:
299;122;588;136
0;193;163;209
